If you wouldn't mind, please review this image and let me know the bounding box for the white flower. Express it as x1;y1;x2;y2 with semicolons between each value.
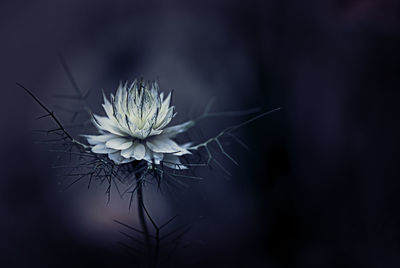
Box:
83;80;194;169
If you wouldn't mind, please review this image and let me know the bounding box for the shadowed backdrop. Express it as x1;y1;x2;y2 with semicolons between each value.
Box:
1;0;400;267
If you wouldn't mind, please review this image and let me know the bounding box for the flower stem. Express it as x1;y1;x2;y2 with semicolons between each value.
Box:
134;163;152;262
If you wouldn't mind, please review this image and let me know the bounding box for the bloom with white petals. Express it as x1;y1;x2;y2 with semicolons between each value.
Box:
83;80;194;169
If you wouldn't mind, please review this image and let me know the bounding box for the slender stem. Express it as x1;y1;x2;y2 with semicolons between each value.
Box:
135;163;161;267
135;172;151;257
154;229;160;267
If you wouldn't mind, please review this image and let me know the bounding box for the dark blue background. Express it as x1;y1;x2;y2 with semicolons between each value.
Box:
1;0;400;267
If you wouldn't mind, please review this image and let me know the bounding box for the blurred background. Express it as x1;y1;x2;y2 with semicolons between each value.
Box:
1;0;400;267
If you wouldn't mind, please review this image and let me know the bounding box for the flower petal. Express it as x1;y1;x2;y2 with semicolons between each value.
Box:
155;106;175;129
161;92;171;113
146;135;188;154
162;120;195;138
132;140;146;160
142;146;164;165
82;134;117;145
148;129;163;137
105;137;132;150
108;151;134;164
108;151;124;163
92;114;126;136
102;92;115;120
172;142;192;156
121;144;135;159
162;155;188;170
114;81;128;114
152;152;164;164
122;141;146;160
92;143;118;154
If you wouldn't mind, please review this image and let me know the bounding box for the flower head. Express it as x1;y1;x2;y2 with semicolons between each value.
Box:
84;80;194;169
